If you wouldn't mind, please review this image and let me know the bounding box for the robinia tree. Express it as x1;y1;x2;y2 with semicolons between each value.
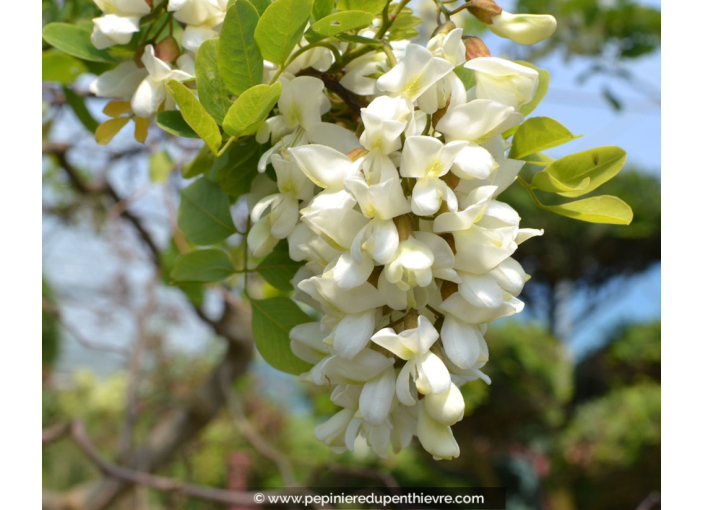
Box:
43;0;633;461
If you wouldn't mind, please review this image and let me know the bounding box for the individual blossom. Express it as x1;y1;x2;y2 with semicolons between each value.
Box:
464;57;540;110
131;44;193;118
168;0;228;52
91;0;152;50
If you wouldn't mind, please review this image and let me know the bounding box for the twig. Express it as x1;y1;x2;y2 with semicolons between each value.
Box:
42;422;70;444
67;421;269;506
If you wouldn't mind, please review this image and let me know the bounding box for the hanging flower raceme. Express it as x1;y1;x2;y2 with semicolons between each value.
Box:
53;0;633;461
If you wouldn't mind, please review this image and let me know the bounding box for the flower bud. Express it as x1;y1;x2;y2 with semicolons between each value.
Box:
466;0;502;25
462;36;491;60
424;383;465;425
430;20;457;40
487;11;557;45
155;36;181;64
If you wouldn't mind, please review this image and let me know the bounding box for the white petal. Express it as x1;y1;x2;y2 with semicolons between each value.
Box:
396;361;417;406
458;273;505;309
372;329;414;360
359;366;397;425
417;401;460;459
414;351;451;395
289;144;356;189
333;252;374;290
440;316;484;369
424;383;465;425
131;76;165;118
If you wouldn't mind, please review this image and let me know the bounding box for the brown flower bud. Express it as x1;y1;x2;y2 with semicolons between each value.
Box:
155;36;181;64
467;0;502;25
430;20;457;40
145;0;154;7
462;36;491;60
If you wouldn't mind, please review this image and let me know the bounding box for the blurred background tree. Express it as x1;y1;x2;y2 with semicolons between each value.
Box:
42;0;660;509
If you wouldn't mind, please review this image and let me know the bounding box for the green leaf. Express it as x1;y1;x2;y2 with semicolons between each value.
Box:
196;39;233;125
42;23;117;63
509;117;579;160
214;139;262;197
251;297;315;375
42;50;87;84
166;80;223;154
183;144;215;179
305;11;375;41
255;242;303;291
243;0;271;15
178;178;237;245
254;0;314;65
532;171;590;194
171;249;235;282
337;0;387;14
515;61;549;116
63;86;99;133
537;146;628;198
219;0;263;96
312;0;335;20
540;196;633;225
222;82;282;138
149;151;174;183
156;111;199;138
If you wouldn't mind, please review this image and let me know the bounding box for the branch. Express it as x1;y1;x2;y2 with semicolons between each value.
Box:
297;69;367;116
45;421;293;507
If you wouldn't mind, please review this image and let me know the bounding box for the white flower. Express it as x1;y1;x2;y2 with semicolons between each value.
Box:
464;57;540;110
91;0;151;50
372;315;451;404
340;52;389;96
400;136;467;216
488;10;557;46
131;45;192;118
377;44;454;102
168;0;227;27
435;99;524;143
383;237;436;290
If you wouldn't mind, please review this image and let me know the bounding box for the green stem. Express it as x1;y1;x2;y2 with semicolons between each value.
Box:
517;176;544;209
216;136;237;157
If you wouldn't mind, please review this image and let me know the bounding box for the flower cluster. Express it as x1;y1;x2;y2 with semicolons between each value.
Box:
84;0;560;460
247;29;544;459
